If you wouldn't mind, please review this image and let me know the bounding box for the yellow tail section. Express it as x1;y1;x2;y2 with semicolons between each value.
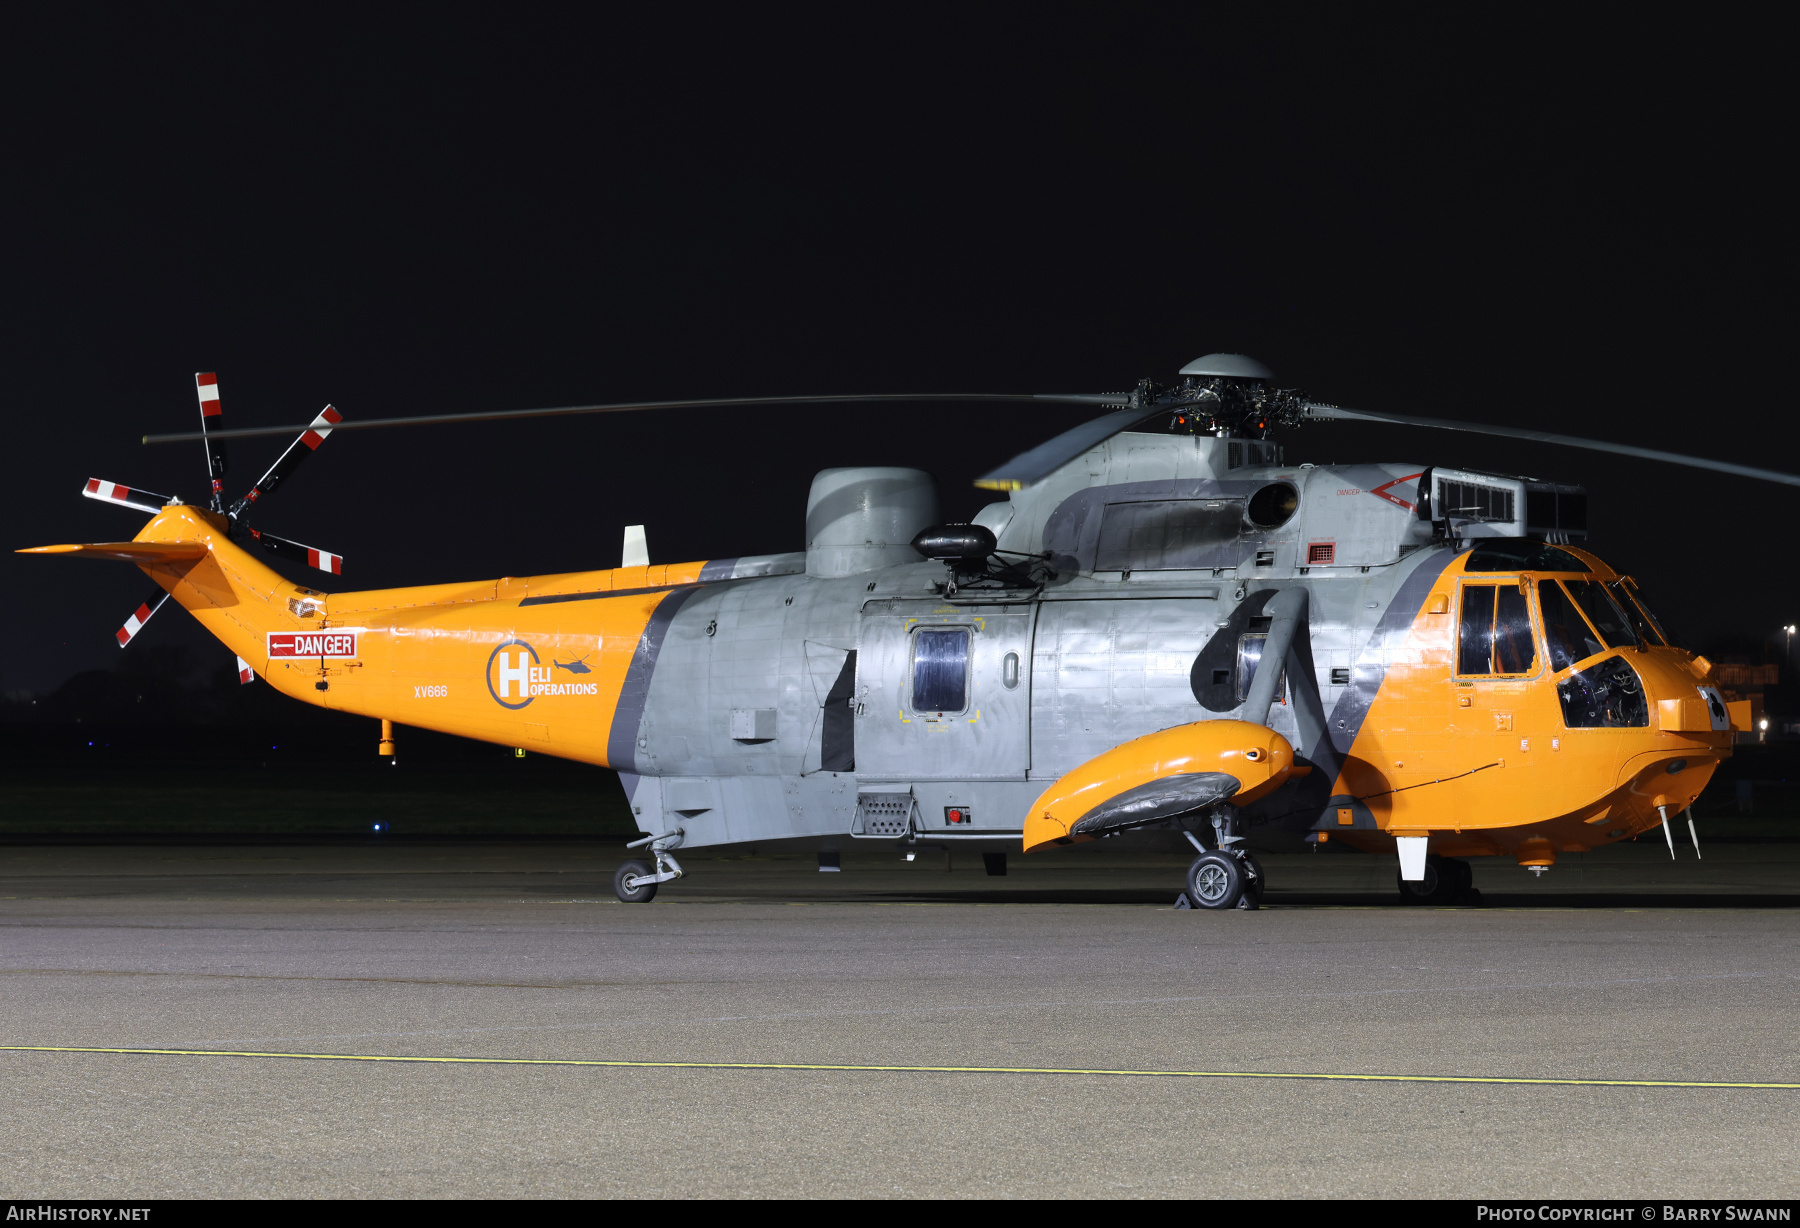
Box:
22;503;710;767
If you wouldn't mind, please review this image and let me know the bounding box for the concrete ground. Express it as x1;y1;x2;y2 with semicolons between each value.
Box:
3;839;1799;1199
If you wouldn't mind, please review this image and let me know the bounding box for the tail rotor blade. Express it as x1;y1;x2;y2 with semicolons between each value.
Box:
194;372;228;512
243;526;343;576
84;478;173;514
116;588;172;647
236;655;256;685
227;406;343;519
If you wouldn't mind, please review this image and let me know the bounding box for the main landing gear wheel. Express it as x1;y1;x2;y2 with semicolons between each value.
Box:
1396;854;1460;906
613;859;658;903
1186;851;1253;910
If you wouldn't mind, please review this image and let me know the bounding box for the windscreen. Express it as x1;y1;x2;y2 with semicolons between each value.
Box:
1610;580;1673;646
1565;581;1639;650
1540;580;1606;670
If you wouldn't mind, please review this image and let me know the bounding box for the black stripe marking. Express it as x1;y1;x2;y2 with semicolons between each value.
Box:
605;587;702;773
519;583;701;607
1325;546;1458;758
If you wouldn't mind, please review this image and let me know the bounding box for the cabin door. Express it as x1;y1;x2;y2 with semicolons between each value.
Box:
853;601;1035;783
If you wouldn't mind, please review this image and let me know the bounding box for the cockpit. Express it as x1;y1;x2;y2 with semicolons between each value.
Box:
1457;538;1680;730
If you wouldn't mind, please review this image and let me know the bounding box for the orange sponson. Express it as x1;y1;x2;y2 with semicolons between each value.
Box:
1022;719;1299;853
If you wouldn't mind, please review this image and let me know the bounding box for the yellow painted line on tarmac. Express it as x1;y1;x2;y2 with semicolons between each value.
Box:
4;1046;1798;1088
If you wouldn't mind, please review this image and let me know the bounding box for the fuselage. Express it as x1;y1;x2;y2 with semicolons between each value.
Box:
112;430;1734;868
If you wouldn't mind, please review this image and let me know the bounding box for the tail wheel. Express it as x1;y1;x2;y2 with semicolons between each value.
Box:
1186;851;1247;910
613;859;658;904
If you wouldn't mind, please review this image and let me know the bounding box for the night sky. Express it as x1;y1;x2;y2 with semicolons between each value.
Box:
4;11;1793;697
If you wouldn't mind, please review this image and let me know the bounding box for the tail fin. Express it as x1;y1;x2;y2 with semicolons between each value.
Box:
20;504;328;706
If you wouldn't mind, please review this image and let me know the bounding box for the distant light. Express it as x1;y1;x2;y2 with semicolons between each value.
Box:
1760;719;1769;730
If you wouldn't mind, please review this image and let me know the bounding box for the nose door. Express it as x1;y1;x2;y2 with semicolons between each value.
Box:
853;601;1034;782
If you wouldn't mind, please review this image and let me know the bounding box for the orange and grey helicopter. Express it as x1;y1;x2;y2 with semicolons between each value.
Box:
25;355;1798;907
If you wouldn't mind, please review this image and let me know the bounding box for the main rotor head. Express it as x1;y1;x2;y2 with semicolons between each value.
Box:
1126;352;1308;443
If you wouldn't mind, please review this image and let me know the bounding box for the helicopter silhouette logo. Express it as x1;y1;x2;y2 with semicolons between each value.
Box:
485;641;600;709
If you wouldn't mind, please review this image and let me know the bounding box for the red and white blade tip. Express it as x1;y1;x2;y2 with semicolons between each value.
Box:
300;405;343;450
84;478;164;513
195;372;221;418
307;548;344;575
116;602;156;647
237;655;255;685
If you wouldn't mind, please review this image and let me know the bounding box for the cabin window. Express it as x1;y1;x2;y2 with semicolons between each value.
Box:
911;627;970;713
1540;580;1606;670
1565;580;1638;650
1235;633;1285;703
1557;655;1648;728
1458;584;1538;676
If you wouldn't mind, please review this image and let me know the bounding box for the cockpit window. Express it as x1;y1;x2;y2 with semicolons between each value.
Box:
1565;580;1639;650
1494;587;1536;673
1464;538;1590;573
1539;580;1605;669
1458;584;1538;676
1557;655;1648;728
1610;579;1671;646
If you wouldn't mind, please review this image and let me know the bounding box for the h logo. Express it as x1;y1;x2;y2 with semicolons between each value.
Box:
496;651;529;698
486;639;539;709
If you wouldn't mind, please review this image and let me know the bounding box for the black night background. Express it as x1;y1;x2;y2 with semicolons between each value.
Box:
2;9;1793;759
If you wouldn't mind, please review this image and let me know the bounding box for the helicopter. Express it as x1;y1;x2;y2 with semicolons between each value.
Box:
24;354;1798;908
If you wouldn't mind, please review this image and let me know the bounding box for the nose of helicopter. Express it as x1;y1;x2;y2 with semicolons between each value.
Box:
1607;649;1737;832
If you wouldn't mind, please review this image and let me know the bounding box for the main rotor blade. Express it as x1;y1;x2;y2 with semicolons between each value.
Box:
227;405;342;519
1304;403;1800;488
974;406;1156;490
142;392;1128;444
